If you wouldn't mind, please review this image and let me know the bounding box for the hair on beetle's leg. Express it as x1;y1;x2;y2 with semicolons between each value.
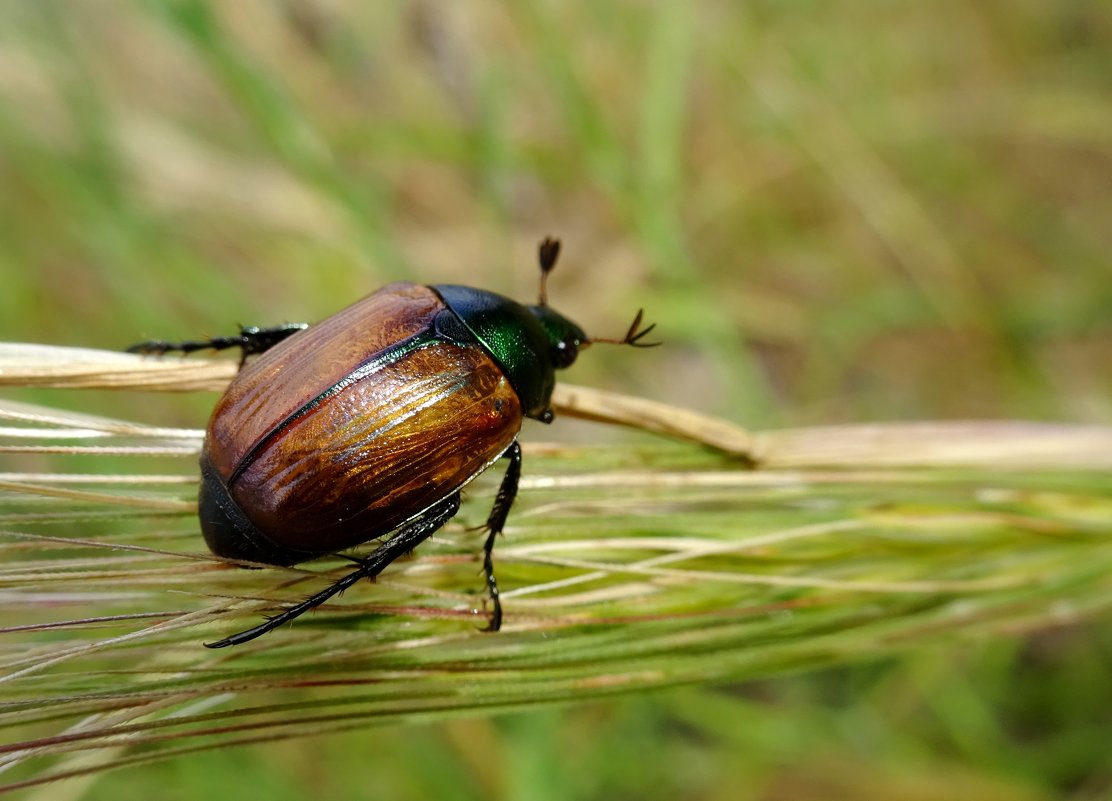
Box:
204;492;461;648
127;323;309;368
480;440;522;633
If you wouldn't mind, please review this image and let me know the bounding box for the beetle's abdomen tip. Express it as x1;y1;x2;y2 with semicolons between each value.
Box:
199;470;253;561
199;457;304;566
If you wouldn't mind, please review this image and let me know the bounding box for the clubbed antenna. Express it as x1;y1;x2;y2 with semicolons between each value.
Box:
537;236;561;307
589;308;661;348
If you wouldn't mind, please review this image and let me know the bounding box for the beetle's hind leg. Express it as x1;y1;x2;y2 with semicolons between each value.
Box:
204;492;461;648
480;440;522;633
127;323;308;367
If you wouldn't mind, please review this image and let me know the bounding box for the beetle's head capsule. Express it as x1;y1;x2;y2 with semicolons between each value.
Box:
527;304;587;370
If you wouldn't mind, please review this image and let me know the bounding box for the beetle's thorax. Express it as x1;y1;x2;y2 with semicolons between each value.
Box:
431;285;583;422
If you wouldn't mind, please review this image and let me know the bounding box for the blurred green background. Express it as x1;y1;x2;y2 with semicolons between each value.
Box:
0;2;1109;799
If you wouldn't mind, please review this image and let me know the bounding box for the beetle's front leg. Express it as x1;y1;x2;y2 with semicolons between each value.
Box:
480;440;522;632
127;323;309;367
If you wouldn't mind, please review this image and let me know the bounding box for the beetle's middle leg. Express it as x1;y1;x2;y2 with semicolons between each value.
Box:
128;323;309;367
480;439;522;633
205;492;462;648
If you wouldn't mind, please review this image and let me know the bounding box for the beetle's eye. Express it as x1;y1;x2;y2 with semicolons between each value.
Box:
552;340;578;369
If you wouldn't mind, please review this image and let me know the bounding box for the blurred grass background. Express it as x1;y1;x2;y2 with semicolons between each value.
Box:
0;1;1109;799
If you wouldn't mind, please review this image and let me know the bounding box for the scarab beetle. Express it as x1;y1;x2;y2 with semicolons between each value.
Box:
130;239;657;647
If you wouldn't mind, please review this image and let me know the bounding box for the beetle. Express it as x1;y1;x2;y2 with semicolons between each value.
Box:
129;239;657;647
